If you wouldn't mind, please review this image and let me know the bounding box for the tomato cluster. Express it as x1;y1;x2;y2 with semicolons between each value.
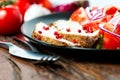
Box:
70;6;120;50
0;0;53;35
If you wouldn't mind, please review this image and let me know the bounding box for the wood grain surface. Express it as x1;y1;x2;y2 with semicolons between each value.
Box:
0;35;120;80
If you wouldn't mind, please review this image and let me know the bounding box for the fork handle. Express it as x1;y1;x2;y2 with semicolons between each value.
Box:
0;41;13;49
13;34;38;52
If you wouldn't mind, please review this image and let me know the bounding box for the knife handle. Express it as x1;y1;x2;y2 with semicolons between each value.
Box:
0;40;13;49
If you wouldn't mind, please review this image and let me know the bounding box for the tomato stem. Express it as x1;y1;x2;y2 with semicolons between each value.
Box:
0;0;14;8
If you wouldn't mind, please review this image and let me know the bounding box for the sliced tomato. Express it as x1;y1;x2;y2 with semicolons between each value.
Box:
103;32;120;49
70;7;90;24
99;23;120;49
114;24;120;35
82;22;99;33
100;6;118;23
105;6;118;15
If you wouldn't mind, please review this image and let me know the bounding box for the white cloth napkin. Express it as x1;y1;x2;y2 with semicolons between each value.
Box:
89;0;120;8
49;0;75;6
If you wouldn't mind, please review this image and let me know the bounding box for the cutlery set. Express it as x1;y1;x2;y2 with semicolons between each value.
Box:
0;35;60;63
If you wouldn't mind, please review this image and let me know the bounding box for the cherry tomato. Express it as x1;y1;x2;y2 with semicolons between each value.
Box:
0;5;22;35
103;32;120;49
70;7;90;24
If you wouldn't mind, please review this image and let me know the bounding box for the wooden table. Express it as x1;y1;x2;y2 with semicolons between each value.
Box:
0;34;120;80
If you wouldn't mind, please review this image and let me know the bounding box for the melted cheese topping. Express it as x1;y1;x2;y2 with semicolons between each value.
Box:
52;20;99;36
53;20;85;34
35;22;79;46
35;22;57;39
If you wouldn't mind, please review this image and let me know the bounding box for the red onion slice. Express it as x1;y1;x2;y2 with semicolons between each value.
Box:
99;24;120;38
54;2;78;12
85;7;92;19
108;15;120;32
91;8;105;21
86;7;105;21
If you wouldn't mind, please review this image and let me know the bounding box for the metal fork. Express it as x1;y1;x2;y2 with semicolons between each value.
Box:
13;34;38;52
13;34;60;63
0;39;60;63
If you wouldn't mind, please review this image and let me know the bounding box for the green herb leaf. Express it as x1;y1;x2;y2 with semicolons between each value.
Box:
96;35;104;49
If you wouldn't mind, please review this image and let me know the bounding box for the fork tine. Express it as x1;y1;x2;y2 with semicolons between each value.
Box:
33;57;51;64
32;55;60;64
52;56;60;61
47;56;54;61
40;55;60;62
41;56;54;62
42;56;49;61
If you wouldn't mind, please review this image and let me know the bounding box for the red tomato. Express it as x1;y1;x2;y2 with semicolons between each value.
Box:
100;6;118;23
70;7;90;24
26;0;39;4
105;6;118;15
114;24;120;35
38;0;54;12
100;23;120;49
0;5;22;35
14;0;31;19
103;32;120;49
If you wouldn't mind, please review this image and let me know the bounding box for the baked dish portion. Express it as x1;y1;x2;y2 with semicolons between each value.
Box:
32;20;100;48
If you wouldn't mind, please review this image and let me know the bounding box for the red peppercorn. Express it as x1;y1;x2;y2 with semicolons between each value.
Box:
54;31;59;35
66;28;71;32
54;31;62;39
55;35;59;39
38;31;42;34
72;39;77;43
78;29;81;33
55;34;62;39
37;37;41;40
58;34;62;39
43;26;49;30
